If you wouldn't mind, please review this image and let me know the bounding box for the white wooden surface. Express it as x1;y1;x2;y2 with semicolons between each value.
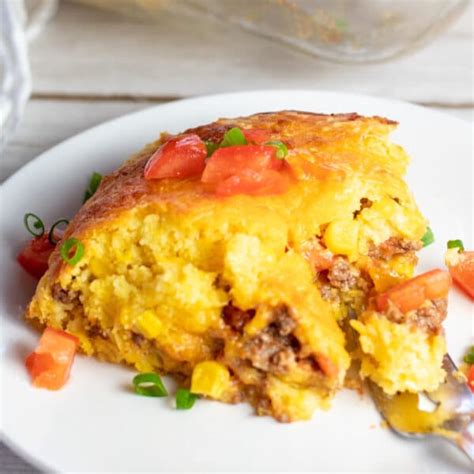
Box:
1;1;473;472
30;1;473;104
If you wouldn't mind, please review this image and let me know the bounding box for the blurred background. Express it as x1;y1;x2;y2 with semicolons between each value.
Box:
0;1;473;468
1;0;473;185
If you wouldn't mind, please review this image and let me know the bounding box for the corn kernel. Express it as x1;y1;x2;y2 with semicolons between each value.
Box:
324;219;360;260
89;259;108;278
135;310;163;339
191;361;230;399
389;255;415;279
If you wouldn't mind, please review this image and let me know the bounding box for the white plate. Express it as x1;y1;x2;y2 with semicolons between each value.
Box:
1;90;472;473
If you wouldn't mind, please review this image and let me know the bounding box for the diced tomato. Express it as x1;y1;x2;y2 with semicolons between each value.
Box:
25;352;55;378
17;234;55;279
202;145;283;183
447;251;474;300
26;327;79;390
315;353;338;378
144;134;207;180
242;129;272;145
201;145;293;196
467;365;474;393
215;168;292;196
376;269;451;313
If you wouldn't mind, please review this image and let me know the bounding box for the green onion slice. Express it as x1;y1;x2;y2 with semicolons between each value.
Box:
24;213;45;237
204;140;219;158
265;140;288;159
48;219;70;245
60;238;84;266
220;127;247;147
421;227;434;247
447;239;464;252
464;346;474;365
176;388;198;410
133;373;168;397
83;172;103;203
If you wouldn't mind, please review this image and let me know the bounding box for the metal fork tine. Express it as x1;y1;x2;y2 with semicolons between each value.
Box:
425;355;474;413
367;353;474;462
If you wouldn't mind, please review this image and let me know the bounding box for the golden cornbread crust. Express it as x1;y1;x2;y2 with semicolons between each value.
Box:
46;110;398;280
26;111;446;421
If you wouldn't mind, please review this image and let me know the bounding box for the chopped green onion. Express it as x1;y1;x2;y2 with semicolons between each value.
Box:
220;127;247;147
204;140;219;157
83;172;103;203
48;219;69;245
421;227;434;247
265;140;288;159
447;239;464;252
133;373;168;397
176;388;198;410
60;238;84;266
464;346;474;365
24;213;45;237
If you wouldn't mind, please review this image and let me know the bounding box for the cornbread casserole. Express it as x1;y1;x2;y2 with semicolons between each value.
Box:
25;111;448;421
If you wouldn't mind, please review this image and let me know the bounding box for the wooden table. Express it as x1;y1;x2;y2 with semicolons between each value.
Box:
1;2;472;472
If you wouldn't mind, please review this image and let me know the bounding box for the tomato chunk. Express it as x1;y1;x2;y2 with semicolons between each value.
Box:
467;365;474;393
144;134;207;180
26;328;79;390
242;129;272;145
376;269;451;313
201;145;293;196
315;353;338;378
447;251;474;300
17;234;55;279
202;145;283;182
25;352;55;379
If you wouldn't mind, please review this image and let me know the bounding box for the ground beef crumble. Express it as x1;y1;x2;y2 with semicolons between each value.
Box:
87;324;108;339
269;348;296;373
369;237;422;260
318;256;372;305
52;283;80;305
384;298;447;334
222;304;255;333
319;283;341;304
327;257;360;290
130;331;144;346
242;305;299;374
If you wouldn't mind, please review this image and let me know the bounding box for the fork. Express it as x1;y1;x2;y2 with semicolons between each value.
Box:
368;354;474;461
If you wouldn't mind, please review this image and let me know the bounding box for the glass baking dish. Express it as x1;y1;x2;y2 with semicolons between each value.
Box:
73;0;469;63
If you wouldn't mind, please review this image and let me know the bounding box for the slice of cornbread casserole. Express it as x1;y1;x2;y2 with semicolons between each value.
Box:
25;111;449;421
